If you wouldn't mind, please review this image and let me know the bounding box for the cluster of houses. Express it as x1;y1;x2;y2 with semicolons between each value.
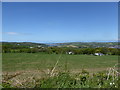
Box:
66;51;104;56
109;45;120;49
94;53;104;56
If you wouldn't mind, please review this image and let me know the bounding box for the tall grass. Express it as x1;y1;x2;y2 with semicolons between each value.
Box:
2;63;119;88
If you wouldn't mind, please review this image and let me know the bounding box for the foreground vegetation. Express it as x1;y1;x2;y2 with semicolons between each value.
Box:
2;65;119;88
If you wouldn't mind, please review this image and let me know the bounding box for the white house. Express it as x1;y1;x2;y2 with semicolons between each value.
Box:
66;51;74;55
94;53;104;56
30;47;34;49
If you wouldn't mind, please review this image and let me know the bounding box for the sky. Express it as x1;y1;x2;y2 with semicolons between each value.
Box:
2;2;118;43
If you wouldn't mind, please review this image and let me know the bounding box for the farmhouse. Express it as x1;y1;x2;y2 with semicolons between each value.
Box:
30;47;34;49
94;53;104;56
66;51;74;55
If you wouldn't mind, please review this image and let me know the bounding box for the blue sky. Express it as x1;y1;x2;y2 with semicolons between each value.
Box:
2;2;118;43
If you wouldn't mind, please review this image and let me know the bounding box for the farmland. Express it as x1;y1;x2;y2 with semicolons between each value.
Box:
3;53;118;72
2;53;119;88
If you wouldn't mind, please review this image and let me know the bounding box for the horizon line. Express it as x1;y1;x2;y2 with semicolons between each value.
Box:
1;40;119;43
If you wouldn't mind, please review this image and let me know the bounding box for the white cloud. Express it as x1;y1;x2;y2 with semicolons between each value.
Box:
3;32;32;35
6;32;18;35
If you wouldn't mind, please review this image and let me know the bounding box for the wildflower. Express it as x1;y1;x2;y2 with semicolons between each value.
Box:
110;83;112;85
110;82;115;85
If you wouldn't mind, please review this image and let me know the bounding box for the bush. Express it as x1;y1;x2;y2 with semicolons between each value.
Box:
34;70;119;88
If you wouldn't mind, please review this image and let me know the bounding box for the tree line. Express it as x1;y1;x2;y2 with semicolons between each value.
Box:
2;45;120;55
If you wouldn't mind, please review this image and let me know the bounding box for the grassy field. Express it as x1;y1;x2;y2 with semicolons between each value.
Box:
2;53;119;88
2;53;118;72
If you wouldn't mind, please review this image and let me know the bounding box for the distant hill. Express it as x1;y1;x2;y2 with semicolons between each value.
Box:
1;42;119;48
2;42;48;48
46;42;119;48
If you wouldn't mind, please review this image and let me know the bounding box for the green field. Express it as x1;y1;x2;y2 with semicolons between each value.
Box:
2;53;118;73
2;53;119;88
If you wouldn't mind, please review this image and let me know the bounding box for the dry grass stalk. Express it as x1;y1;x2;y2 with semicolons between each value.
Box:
50;52;63;77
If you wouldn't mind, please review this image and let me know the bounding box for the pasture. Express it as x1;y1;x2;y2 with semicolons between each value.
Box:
2;53;118;73
2;53;119;88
